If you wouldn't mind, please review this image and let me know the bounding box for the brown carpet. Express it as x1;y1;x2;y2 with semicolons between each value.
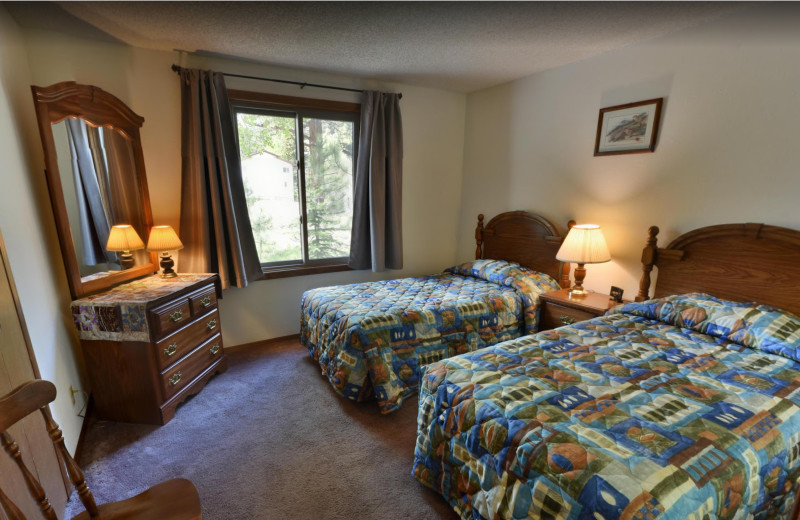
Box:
65;339;458;519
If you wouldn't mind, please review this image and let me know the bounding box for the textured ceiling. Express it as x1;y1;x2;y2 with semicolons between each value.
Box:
8;1;741;92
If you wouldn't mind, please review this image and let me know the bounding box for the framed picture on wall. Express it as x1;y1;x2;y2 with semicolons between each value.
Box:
594;98;663;156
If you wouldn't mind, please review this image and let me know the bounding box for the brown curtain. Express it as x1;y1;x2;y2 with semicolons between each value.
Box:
177;68;263;289
349;91;403;271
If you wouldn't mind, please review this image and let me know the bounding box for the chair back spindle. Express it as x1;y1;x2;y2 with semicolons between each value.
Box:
0;431;57;519
0;485;27;520
39;405;99;516
0;379;201;520
0;380;99;519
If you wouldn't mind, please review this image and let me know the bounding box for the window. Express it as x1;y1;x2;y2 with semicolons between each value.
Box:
229;91;359;277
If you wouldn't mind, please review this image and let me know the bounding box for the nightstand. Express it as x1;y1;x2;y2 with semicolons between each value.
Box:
538;288;625;331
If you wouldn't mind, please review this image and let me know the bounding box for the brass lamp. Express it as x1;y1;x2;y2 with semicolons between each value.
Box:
556;224;611;297
106;225;145;270
146;225;184;278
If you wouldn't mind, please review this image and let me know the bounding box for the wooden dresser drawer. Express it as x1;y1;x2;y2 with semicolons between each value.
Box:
150;298;191;339
161;334;224;401
540;302;596;330
154;309;220;370
189;284;218;315
73;273;225;425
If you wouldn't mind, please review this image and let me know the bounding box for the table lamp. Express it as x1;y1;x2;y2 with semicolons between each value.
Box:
556;223;611;297
146;225;184;278
106;224;145;270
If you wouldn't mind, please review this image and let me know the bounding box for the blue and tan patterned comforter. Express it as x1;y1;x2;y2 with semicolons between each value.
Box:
301;260;560;414
414;293;800;519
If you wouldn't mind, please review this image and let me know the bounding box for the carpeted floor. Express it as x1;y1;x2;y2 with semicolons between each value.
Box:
66;338;459;519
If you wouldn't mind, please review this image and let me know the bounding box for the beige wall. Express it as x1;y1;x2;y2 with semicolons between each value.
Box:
0;6;84;451
458;4;800;299
21;30;467;349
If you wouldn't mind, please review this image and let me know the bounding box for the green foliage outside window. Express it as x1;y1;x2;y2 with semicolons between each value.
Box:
236;110;354;265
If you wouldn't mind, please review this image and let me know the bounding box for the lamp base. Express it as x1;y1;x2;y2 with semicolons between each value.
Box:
159;252;177;278
119;250;135;270
568;263;588;298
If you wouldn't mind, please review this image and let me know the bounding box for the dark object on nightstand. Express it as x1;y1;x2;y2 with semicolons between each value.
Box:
538;288;627;331
609;286;624;303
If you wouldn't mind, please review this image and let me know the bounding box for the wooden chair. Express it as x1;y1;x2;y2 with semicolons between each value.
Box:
0;380;202;519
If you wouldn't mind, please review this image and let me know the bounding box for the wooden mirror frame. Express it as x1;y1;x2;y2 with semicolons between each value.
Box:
31;82;157;298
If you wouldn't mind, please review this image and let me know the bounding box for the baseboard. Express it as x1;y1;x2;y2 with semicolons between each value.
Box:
224;333;301;353
73;393;94;462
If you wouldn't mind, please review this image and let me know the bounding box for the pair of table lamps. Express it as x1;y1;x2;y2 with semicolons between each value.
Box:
105;224;183;278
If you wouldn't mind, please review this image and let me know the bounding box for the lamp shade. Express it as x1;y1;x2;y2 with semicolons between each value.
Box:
106;225;145;252
146;225;184;252
556;224;611;264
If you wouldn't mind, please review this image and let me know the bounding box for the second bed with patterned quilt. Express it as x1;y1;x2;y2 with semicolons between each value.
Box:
414;293;800;520
301;259;561;414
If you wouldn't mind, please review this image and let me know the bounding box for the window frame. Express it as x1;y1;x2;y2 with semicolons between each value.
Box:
229;90;360;279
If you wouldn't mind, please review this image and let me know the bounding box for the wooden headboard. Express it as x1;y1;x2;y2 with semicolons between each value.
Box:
475;211;572;288
636;223;800;315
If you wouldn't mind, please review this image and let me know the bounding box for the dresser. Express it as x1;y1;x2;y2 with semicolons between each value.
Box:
71;274;227;425
538;288;626;331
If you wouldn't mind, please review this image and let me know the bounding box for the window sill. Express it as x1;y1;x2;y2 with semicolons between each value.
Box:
261;263;352;280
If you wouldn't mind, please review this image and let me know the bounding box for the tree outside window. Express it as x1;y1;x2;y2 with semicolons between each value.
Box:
231;93;358;273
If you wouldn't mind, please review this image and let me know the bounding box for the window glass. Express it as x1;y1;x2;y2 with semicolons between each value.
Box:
237;112;302;264
303;118;354;260
233;100;358;271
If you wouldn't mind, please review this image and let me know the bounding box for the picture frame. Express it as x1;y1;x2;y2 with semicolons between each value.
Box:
594;97;663;156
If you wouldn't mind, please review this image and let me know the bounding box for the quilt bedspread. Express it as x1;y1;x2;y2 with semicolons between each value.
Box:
301;260;559;414
413;293;800;520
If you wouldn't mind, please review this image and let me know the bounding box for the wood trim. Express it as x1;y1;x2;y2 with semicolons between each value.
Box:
72;395;94;464
223;334;301;353
262;263;351;280
227;89;360;114
635;225;660;301
636;222;800;315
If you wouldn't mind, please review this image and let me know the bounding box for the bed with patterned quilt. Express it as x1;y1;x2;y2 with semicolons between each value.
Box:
301;211;571;414
302;259;561;414
413;223;800;520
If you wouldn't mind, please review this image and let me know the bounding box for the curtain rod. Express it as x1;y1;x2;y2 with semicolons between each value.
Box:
170;64;402;99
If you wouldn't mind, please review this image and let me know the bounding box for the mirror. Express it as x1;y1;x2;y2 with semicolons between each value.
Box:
32;82;157;298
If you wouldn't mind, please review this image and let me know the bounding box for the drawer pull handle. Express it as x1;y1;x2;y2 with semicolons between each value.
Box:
168;371;182;386
560;315;576;325
207;319;217;331
210;344;221;355
200;296;212;308
169;310;183;323
164;344;178;357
